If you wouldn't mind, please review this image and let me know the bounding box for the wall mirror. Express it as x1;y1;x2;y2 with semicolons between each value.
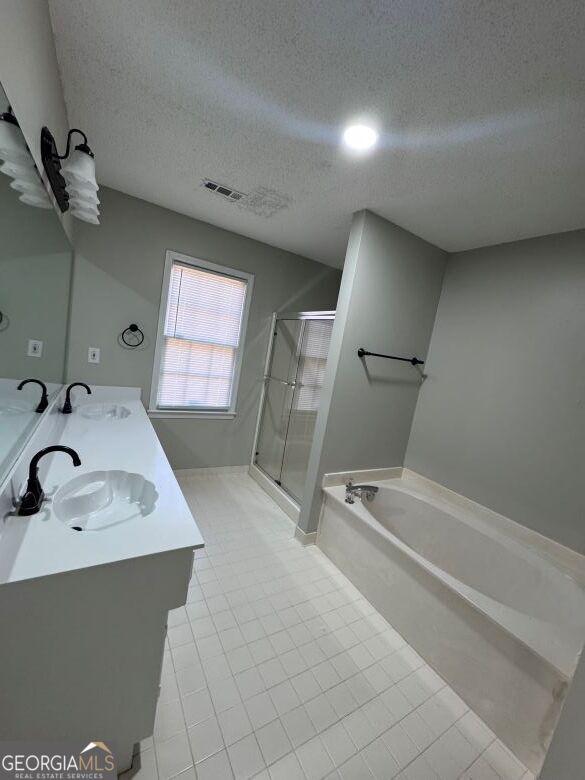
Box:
0;80;73;486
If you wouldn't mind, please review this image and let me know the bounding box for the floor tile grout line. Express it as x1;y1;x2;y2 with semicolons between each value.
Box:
180;483;305;778
170;626;429;717
165;613;487;775
171;614;243;779
393;710;498;779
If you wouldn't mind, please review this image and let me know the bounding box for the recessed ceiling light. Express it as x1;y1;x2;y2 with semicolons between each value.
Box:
342;124;379;152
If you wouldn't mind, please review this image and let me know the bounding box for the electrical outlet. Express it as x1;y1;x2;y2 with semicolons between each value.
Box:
27;339;43;357
88;347;100;364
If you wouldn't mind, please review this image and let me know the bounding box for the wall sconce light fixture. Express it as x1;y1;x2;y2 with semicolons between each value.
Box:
0;108;52;209
41;126;100;224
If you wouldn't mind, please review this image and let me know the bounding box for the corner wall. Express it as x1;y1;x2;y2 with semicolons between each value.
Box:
405;229;585;552
67;187;341;469
300;210;447;533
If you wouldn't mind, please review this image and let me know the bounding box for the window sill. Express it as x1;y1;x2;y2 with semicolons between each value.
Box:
147;409;236;420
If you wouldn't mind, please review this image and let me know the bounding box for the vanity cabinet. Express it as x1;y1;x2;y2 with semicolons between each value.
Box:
0;545;193;773
0;389;203;774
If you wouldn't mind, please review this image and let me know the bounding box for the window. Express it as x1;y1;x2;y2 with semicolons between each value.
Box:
150;251;253;416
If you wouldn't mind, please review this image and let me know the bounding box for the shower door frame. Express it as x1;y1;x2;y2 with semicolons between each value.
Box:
250;310;335;508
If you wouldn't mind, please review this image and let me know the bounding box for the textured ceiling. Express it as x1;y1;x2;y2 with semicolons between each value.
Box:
48;0;585;268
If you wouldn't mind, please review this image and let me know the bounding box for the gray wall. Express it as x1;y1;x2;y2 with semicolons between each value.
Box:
0;0;73;240
406;229;585;552
300;210;447;532
0;174;71;383
67;187;340;468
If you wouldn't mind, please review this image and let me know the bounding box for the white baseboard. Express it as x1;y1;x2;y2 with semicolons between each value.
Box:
295;526;317;545
174;465;249;477
248;464;300;524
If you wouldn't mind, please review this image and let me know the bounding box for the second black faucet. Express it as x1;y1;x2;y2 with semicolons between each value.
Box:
61;382;92;414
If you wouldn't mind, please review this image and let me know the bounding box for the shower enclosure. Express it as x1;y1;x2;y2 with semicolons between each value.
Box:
253;311;335;505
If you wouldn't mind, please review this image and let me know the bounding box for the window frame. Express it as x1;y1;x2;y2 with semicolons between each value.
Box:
148;250;254;418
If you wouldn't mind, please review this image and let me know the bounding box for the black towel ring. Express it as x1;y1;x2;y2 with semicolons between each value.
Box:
120;323;144;348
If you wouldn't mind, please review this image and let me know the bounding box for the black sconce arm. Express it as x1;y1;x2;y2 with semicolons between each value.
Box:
57;128;92;159
40;126;96;213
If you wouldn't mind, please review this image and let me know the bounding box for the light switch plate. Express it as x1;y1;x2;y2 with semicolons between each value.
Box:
88;347;100;364
27;339;43;357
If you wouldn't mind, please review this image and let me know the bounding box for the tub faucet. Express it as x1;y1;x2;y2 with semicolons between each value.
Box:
345;480;379;504
18;445;81;516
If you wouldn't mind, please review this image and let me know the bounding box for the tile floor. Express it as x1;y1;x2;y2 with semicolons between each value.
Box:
125;472;535;780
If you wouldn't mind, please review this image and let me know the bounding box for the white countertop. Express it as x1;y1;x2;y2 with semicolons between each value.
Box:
0;386;204;585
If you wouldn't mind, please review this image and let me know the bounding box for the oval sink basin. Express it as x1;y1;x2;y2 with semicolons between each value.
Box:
79;404;131;420
53;470;158;531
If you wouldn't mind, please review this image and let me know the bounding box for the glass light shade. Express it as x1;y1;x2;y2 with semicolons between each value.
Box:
61;149;98;190
68;197;99;215
10;178;48;197
10;179;48;197
19;192;52;209
71;207;100;225
67;184;100;205
0;160;37;181
0;119;30;164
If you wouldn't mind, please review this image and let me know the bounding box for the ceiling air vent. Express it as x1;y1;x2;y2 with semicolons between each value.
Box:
202;179;246;203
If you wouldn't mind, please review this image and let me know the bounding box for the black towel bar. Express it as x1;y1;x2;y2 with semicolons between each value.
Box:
357;347;424;366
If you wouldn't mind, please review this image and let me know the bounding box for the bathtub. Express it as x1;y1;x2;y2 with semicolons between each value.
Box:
317;469;585;773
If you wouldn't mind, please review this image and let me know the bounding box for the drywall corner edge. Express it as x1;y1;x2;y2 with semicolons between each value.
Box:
298;210;367;534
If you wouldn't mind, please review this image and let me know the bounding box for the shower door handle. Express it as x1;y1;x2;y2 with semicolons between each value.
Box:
264;376;296;387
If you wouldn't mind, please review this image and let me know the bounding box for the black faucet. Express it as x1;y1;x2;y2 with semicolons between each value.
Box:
61;382;91;414
17;378;48;413
18;446;81;516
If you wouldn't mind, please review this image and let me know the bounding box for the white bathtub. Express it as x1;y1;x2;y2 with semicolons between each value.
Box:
317;469;585;772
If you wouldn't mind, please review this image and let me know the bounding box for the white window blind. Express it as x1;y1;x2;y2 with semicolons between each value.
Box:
295;320;333;412
155;259;250;411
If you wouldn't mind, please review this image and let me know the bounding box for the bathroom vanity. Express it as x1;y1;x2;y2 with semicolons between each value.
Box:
0;81;204;770
0;387;203;773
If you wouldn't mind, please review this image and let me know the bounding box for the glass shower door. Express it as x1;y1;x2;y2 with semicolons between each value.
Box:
255;315;334;504
279;319;333;502
255;318;302;483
